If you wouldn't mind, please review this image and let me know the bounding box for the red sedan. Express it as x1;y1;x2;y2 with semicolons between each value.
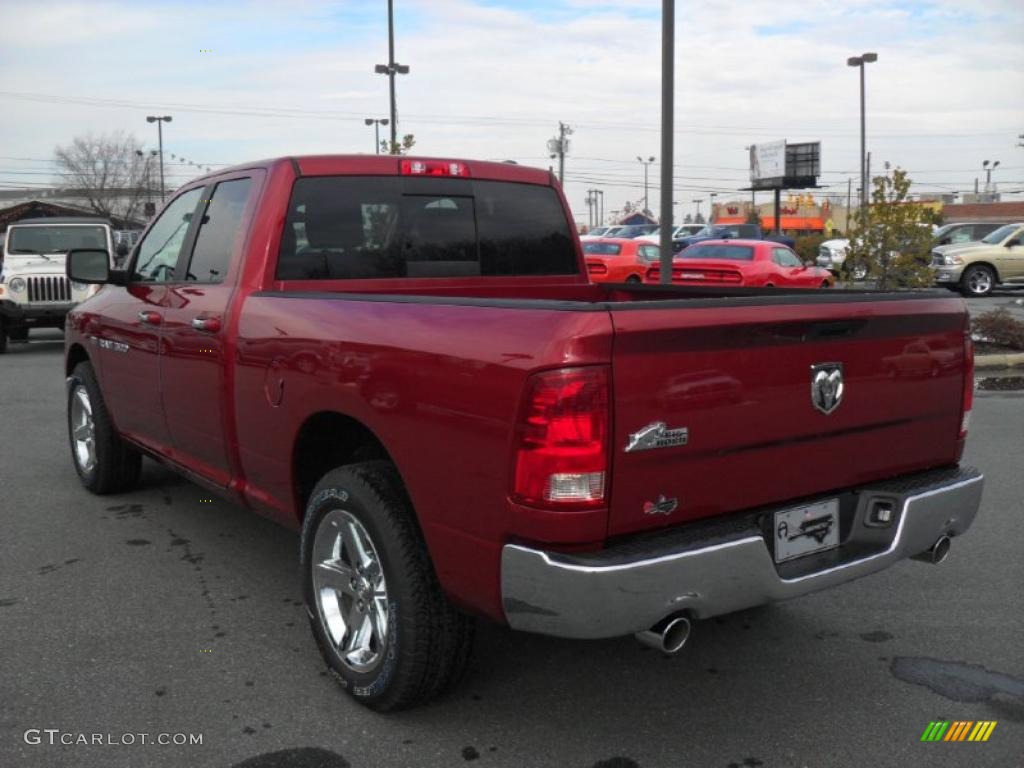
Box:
644;239;834;288
583;238;660;283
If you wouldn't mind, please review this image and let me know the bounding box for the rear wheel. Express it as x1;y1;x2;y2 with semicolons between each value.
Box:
625;275;641;284
820;280;831;289
67;361;142;494
301;462;474;711
960;264;995;297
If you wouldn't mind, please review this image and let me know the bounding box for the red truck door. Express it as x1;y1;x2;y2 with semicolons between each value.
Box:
96;187;205;452
159;175;258;487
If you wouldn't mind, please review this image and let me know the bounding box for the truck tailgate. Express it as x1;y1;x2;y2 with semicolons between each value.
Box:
607;295;967;536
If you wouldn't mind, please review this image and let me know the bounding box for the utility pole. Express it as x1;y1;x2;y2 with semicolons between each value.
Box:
846;177;852;234
597;189;604;226
547;122;573;184
658;0;675;284
375;0;410;153
585;190;595;229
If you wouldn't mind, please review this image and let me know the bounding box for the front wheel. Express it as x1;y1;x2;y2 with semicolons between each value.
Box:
960;265;996;297
67;361;141;493
301;462;474;711
625;274;642;284
7;327;28;342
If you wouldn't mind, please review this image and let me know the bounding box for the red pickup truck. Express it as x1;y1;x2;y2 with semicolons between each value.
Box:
64;155;984;711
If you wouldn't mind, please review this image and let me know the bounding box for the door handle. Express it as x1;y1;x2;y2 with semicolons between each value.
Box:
138;311;162;326
191;316;222;333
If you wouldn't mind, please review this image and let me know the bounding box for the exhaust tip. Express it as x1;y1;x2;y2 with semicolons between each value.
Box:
635;616;692;655
912;535;951;565
931;535;951;564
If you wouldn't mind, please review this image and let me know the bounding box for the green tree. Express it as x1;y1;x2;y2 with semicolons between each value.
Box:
845;167;933;289
380;133;417;155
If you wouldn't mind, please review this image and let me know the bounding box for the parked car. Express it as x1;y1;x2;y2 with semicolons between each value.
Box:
64;154;980;711
932;221;1002;247
931;222;1024;296
0;217;111;351
604;224;658;239
579;226;612;241
673;224;795;253
646;240;834;288
636;224;704;245
583;238;659;283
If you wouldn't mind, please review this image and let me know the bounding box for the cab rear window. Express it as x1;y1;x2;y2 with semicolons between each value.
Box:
277;176;576;279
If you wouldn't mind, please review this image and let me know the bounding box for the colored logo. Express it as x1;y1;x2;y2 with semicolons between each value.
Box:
920;721;997;742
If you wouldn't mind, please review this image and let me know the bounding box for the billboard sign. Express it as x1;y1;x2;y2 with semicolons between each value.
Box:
750;140;786;182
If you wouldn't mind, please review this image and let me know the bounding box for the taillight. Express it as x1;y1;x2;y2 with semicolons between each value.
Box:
512;367;610;509
586;261;608;275
960;330;973;439
400;159;469;177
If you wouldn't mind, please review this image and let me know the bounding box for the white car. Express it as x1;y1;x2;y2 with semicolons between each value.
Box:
816;238;868;279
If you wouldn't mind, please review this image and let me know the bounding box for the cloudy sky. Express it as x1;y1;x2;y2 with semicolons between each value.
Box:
1;0;1021;224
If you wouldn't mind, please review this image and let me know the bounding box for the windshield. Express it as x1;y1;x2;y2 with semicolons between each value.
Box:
583;242;622;255
681;244;755;260
587;227;609;236
7;225;107;255
982;224;1021;244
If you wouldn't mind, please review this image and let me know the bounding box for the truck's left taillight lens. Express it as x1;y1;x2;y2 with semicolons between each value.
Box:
512;366;610;509
960;330;974;439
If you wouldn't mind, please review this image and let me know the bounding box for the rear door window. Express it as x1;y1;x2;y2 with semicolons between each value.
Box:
184;178;253;283
276;176;576;279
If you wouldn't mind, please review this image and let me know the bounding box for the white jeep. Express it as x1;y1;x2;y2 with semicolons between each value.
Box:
0;217;113;352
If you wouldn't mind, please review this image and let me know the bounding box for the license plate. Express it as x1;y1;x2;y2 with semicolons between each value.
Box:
773;499;840;563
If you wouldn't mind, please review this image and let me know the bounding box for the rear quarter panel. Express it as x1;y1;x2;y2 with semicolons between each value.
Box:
233;296;612;619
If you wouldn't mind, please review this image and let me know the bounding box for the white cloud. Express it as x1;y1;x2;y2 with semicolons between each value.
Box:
0;0;1021;221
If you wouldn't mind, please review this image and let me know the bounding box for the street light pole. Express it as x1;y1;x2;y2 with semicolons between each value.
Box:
365;118;390;154
847;52;877;227
709;192;718;223
692;198;704;220
375;0;410;154
637;156;655;214
146;115;172;202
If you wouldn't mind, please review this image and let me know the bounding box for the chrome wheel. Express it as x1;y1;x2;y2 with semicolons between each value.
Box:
312;509;389;673
70;384;97;474
966;268;993;295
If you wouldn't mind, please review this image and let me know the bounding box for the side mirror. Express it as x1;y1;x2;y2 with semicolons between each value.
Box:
67;249;113;284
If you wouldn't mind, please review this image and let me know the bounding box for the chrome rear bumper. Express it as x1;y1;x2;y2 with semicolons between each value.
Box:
501;466;984;639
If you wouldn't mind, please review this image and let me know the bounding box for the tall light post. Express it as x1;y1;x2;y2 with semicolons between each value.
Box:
847;52;877;226
692;198;704;221
365;118;390;154
145;115;172;201
709;192;718;223
636;156;655;215
983;159;1000;194
374;0;410;153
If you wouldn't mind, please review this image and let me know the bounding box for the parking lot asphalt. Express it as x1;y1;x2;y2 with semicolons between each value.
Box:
1;331;1021;768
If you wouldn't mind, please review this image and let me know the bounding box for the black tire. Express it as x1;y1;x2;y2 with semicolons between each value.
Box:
301;462;474;711
67;361;142;494
0;325;7;355
960;264;996;297
8;327;28;342
625;275;642;284
820;280;830;289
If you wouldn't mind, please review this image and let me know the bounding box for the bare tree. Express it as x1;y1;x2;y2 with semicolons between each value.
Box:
54;132;156;225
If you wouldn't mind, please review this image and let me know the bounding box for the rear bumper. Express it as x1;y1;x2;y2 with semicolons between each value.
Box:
501;465;983;639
